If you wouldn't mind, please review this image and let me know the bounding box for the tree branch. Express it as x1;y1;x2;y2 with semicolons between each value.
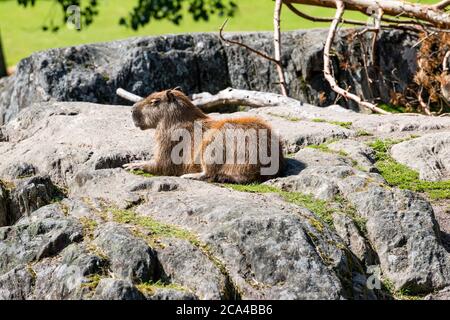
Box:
323;0;390;114
434;0;450;10
274;0;288;96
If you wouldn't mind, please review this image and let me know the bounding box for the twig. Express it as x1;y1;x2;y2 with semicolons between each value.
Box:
219;19;277;63
418;87;432;115
116;88;143;103
443;51;450;71
434;0;450;10
274;0;288;96
370;7;383;66
323;0;390;114
285;2;365;25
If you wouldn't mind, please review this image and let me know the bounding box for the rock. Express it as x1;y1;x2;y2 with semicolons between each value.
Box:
157;238;230;300
0;265;35;300
390;133;450;181
267;149;450;293
332;213;377;266
93;279;146;300
147;288;197;300
8;175;63;225
0;29;420;124
0;182;7;227
93;222;157;283
0;204;83;276
0;102;153;186
328;140;376;172
75;169;371;300
30;244;108;300
424;286;450;300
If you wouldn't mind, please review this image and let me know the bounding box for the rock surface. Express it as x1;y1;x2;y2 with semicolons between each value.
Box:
0;98;450;300
0;29;419;124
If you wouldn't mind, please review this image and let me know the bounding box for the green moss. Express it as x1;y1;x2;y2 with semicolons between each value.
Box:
369;139;450;200
312;118;327;123
356;130;372;137
330;121;352;129
137;280;188;296
223;183;279;194
130;170;154;178
110;208;228;276
381;278;424;300
267;112;301;122
79;217;98;240
307;143;331;153
378;103;407;114
81;274;103;291
281;192;334;227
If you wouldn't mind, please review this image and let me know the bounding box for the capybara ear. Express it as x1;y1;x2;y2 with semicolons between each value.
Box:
166;89;175;102
173;86;183;93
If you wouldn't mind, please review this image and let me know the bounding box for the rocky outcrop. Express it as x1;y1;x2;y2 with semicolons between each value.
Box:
391;133;450;182
0;29;419;124
0;101;449;300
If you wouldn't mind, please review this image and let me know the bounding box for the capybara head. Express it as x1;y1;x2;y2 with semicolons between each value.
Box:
131;88;205;130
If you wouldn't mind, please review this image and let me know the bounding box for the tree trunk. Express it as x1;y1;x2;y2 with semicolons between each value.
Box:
0;31;6;78
284;0;450;28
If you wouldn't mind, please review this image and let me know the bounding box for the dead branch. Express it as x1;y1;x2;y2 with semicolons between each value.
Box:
274;0;288;96
191;88;300;110
434;0;450;10
219;18;288;96
323;0;390;114
116;88;143;103
284;0;450;28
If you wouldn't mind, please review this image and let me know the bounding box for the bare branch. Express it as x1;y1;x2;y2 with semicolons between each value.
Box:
219;19;277;63
285;2;366;25
116;88;143;103
274;0;288;96
434;0;450;10
323;0;390;114
443;51;450;71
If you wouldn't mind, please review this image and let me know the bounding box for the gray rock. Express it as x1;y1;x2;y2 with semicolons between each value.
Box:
147;288;197;300
93;222;157;283
31;244;108;300
0;102;153;186
0;265;35;300
0;29;421;124
328;140;376;172
0;182;7;227
157;238;230;300
424;286;450;300
74;170;371;300
8;175;63;225
93;279;146;300
0;204;83;275
390;132;450;181
267;151;450;293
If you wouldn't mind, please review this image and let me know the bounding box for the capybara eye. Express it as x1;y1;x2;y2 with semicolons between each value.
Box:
150;99;161;105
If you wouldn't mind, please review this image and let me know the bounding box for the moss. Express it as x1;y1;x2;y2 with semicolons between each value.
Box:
110;208;228;276
130;170;154;178
381;278;424;300
137;280;188;296
307;143;331;153
369;139;450;200
356;130;372;137
378;103;407;114
81;274;103;291
267;112;301;122
330;121;352;129
79;217;98;240
223;183;279;194
311;118;352;129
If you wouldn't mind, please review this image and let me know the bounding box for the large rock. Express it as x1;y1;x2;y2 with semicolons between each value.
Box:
0;29;419;124
390;133;450;181
72;168;372;300
0;204;83;275
267;149;450;293
0;102;153;186
93;222;158;283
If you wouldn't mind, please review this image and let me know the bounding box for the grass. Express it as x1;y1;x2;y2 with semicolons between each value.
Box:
223;183;366;233
311;118;353;129
137;280;188;296
378;103;407;114
130;169;154;178
369;139;450;200
1;0;437;67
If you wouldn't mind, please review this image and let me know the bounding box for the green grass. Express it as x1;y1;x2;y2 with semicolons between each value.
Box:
0;0;437;67
311;118;352;129
369;139;450;200
137;280;188;296
223;183;366;232
378;103;407;114
130;169;154;178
